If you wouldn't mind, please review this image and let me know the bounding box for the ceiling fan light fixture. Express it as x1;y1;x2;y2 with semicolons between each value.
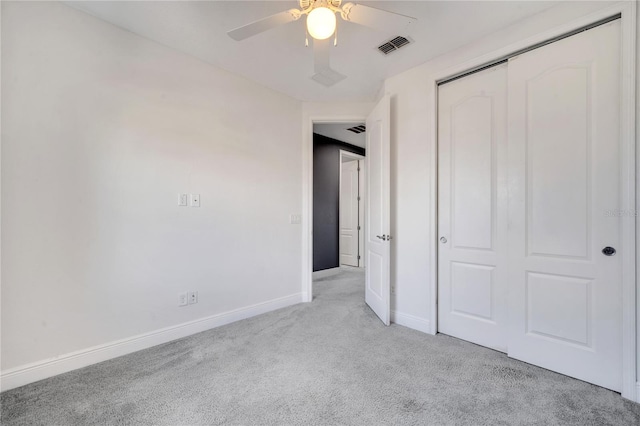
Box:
307;7;336;40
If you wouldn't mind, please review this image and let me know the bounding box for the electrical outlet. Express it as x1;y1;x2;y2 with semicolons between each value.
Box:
188;291;198;304
190;194;200;207
178;194;188;206
178;292;188;306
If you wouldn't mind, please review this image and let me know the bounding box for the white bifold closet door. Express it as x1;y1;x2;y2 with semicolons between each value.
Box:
438;64;509;353
437;20;622;391
507;20;621;392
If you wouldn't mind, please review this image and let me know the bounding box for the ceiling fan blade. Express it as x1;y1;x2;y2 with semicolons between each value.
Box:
312;39;346;87
341;3;416;34
228;10;300;41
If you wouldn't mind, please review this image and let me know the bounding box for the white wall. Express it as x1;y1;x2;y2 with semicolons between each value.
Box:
1;0;303;382
385;1;629;328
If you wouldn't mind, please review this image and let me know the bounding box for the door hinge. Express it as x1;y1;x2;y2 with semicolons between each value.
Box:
357;167;361;171
357;196;361;201
358;255;361;260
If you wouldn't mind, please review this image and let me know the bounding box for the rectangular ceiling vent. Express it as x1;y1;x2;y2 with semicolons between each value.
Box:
346;124;366;134
378;36;411;55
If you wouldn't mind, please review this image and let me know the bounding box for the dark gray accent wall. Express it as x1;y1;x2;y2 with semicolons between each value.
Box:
313;134;365;272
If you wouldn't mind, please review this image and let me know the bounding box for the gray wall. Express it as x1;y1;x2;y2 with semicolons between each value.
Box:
313;134;365;272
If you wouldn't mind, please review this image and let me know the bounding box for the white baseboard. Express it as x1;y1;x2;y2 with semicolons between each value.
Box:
312;267;341;279
0;292;303;392
391;311;431;334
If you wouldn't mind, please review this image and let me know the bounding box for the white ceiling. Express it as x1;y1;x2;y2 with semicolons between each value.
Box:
66;1;560;102
314;122;366;148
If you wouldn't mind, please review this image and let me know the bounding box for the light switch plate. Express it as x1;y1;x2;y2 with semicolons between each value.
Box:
290;214;301;224
178;292;188;306
178;194;188;206
188;291;198;304
190;194;200;207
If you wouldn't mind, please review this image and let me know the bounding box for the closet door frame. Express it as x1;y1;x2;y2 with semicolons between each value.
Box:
427;2;637;401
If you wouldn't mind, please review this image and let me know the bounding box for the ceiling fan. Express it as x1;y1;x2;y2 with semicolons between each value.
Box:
227;0;417;87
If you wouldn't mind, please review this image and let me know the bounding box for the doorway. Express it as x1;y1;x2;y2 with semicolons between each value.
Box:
305;96;393;326
436;20;626;392
312;123;366;273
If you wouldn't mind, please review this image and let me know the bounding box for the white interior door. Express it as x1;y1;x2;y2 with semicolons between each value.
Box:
507;21;622;391
340;160;359;267
437;64;509;352
365;95;391;325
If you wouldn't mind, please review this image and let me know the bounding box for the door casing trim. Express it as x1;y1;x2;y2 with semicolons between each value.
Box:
302;116;367;303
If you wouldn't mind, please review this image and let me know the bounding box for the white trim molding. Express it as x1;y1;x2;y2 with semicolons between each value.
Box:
425;1;636;400
0;293;303;392
339;150;366;161
312;267;341;279
391;311;431;334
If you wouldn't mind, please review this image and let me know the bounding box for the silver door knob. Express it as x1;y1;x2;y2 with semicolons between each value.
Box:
440;237;447;244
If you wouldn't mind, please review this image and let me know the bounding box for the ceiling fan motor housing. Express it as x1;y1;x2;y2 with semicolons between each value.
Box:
299;0;343;12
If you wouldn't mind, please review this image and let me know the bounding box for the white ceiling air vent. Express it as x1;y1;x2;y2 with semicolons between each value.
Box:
346;124;366;134
378;36;411;55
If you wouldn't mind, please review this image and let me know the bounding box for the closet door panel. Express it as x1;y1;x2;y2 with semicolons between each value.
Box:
507;20;622;391
437;64;508;352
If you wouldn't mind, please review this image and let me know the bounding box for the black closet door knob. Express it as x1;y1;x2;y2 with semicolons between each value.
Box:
602;247;616;256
